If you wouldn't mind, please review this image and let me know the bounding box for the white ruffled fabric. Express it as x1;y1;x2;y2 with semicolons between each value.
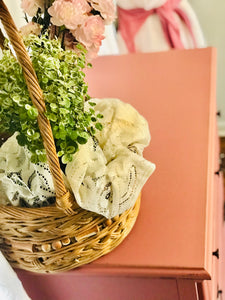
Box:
0;251;30;300
0;99;155;218
66;98;155;218
117;0;205;53
0;134;55;207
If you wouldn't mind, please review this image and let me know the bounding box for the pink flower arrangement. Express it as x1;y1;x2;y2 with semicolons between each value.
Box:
48;0;91;30
20;0;116;60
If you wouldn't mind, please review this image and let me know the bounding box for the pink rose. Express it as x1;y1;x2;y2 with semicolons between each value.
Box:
72;15;104;49
20;22;42;37
48;0;91;30
21;0;44;17
71;15;105;61
89;0;116;24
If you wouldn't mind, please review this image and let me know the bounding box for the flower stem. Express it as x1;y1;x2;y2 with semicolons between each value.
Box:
61;30;66;49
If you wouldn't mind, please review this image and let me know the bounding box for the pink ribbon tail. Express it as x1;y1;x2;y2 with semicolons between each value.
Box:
175;7;197;47
118;0;197;53
118;7;154;53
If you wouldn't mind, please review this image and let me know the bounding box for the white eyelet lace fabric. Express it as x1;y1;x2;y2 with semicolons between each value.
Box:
66;98;155;218
0;133;55;207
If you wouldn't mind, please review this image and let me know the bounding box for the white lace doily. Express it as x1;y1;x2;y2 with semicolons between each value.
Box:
0;133;55;207
66;98;155;218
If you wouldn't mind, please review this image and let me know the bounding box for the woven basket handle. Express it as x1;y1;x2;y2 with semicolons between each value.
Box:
0;0;75;214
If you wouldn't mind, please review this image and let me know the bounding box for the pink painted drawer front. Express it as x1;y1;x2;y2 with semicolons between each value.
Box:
218;173;225;297
17;274;180;300
17;272;200;300
16;49;218;299
205;125;221;300
206;128;225;299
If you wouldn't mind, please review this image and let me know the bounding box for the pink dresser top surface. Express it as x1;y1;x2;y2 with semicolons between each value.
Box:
82;48;217;275
16;48;217;280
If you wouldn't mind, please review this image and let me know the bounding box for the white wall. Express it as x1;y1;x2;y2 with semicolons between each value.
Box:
2;0;25;28
0;0;25;47
189;0;225;136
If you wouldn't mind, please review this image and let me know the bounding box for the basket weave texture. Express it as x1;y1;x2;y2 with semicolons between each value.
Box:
0;1;140;273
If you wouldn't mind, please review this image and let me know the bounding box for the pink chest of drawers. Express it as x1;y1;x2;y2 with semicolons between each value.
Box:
17;48;224;300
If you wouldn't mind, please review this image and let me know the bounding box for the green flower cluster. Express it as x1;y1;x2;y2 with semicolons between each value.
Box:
0;35;103;164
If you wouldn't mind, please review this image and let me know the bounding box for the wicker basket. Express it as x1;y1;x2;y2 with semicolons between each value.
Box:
0;1;140;273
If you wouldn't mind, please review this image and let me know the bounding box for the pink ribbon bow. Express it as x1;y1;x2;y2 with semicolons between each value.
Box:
118;0;197;53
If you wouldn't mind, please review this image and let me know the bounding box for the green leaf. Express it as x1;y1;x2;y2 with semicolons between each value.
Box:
16;134;27;146
32;132;40;140
60;141;67;149
62;153;73;164
66;146;76;154
25;104;31;110
27;107;38;119
88;101;96;107
27;128;35;136
31;154;38;164
57;150;64;157
50;103;58;111
38;153;47;162
90;126;96;135
77;131;89;144
95;123;103;131
48;113;57;122
97;114;104;119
